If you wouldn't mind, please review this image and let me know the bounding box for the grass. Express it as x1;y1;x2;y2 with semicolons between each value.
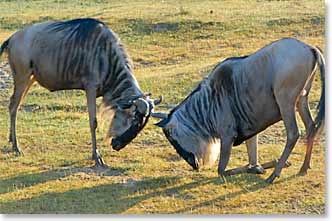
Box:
0;0;325;214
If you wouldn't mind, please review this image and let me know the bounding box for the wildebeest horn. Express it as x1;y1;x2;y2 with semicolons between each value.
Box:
152;96;163;105
134;98;150;116
155;116;169;127
117;93;152;109
128;95;142;101
129;93;152;101
150;111;168;119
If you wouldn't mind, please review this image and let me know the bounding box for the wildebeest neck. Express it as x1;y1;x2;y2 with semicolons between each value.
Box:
99;36;143;102
100;39;140;99
170;80;220;140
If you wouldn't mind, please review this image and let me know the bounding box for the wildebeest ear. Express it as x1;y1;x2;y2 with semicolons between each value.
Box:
155;117;169;128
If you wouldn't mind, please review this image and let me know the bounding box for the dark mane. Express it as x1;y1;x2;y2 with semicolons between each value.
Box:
169;55;248;116
223;55;248;62
116;42;133;71
169;82;203;116
47;18;106;43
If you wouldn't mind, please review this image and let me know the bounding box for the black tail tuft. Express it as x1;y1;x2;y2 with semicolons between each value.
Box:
0;38;10;57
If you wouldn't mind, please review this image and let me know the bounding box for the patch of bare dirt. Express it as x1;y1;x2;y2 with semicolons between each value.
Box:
0;62;12;91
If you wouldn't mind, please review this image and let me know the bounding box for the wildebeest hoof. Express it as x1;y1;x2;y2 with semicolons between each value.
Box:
218;173;225;177
265;173;279;184
14;149;24;156
247;164;266;174
94;158;108;168
298;165;310;176
92;150;107;168
297;170;307;176
218;169;226;177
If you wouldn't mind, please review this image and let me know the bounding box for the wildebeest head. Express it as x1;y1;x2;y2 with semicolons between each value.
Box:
152;111;220;170
104;94;163;151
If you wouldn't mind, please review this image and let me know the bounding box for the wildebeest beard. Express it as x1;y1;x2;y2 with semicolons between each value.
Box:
111;112;150;151
162;128;199;170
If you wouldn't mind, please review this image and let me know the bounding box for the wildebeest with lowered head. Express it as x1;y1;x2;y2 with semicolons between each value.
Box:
152;38;325;183
0;18;162;167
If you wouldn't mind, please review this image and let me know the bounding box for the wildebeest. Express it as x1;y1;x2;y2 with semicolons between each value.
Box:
151;38;325;183
0;18;162;167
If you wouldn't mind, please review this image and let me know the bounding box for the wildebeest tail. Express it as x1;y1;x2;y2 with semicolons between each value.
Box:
307;47;325;141
0;38;10;58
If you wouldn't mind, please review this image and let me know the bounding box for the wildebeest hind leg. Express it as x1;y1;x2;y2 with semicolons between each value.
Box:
8;72;34;155
297;84;314;132
85;87;107;167
223;159;291;176
297;95;315;175
266;103;299;183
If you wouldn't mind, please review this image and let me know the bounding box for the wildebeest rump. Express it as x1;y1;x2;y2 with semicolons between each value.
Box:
0;18;162;166
152;38;325;183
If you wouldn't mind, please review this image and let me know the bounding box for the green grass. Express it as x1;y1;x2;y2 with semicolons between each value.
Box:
0;0;325;214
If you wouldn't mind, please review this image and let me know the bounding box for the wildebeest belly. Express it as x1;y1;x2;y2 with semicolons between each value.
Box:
31;58;86;91
32;68;85;91
29;32;92;92
233;113;281;146
232;81;282;146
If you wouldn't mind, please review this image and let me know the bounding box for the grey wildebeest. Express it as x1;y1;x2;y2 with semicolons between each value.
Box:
151;38;325;183
0;18;163;167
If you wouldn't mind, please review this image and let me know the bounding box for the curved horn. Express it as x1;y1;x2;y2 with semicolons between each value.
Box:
150;111;168;119
152;96;163;105
129;94;143;101
129;93;152;101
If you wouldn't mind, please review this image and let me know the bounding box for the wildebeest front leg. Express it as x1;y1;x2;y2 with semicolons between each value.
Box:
245;135;266;174
218;137;234;176
85;87;106;167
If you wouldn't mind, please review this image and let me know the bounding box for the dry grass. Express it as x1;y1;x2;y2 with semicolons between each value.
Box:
0;0;325;214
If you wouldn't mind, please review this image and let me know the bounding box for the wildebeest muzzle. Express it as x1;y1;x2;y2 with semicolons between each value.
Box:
111;112;150;151
163;128;200;170
111;95;162;151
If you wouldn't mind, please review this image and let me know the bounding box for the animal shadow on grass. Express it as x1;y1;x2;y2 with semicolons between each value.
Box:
0;166;129;195
174;174;298;213
0;173;182;214
0;168;294;214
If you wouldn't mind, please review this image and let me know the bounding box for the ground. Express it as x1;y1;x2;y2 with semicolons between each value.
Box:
0;0;325;214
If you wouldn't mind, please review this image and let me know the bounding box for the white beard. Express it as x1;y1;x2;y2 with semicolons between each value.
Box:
196;139;220;167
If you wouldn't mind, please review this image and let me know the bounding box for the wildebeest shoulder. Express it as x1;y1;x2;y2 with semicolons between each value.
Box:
209;64;234;95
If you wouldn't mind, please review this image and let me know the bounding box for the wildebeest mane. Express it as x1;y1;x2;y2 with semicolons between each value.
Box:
223;55;248;62
166;55;250;147
169;56;247;118
47;18;105;43
48;18;135;98
169;82;203;116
